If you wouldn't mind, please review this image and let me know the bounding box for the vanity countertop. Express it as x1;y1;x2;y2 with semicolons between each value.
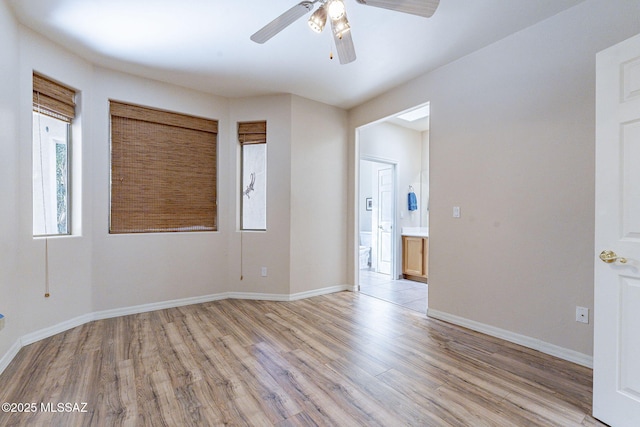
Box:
401;227;428;238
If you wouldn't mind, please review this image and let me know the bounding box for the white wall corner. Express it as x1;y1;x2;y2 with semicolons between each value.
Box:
0;340;22;375
426;308;593;368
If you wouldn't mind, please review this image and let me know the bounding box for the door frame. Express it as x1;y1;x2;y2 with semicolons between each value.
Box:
358;155;398;285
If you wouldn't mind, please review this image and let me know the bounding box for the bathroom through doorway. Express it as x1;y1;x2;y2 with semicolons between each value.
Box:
356;102;430;314
358;159;396;279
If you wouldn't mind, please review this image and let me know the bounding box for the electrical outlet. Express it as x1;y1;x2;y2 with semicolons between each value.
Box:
453;206;461;218
261;267;267;277
576;306;589;324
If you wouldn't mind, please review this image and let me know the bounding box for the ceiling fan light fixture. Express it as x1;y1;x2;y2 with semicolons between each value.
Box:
308;5;328;33
327;0;346;20
252;0;440;65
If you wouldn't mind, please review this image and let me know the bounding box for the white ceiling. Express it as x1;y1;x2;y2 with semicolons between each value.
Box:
9;0;585;109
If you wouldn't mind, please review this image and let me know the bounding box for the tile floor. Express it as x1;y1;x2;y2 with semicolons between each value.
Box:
358;269;428;314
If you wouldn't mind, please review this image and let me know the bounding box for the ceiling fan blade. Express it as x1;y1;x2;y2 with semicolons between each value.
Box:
334;31;356;64
250;1;315;44
329;12;356;65
332;28;356;65
355;0;440;18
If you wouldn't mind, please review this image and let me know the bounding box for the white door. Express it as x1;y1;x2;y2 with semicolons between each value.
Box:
377;167;394;275
594;32;640;427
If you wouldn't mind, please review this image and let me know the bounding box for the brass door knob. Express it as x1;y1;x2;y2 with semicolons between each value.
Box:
599;250;627;264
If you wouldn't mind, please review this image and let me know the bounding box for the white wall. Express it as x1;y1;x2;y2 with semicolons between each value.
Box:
290;95;348;294
349;0;640;359
0;0;20;361
359;122;423;277
17;27;94;335
91;68;231;310
229;95;292;295
421;131;429;227
359;160;373;233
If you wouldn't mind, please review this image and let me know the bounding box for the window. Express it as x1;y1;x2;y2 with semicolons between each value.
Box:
32;73;75;236
109;101;218;233
238;121;267;230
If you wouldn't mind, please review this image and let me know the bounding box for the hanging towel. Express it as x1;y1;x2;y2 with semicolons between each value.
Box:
408;191;418;211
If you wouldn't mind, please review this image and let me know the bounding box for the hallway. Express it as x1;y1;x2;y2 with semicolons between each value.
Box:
359;270;427;314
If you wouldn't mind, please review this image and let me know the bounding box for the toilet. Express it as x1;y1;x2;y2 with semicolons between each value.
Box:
359;232;372;270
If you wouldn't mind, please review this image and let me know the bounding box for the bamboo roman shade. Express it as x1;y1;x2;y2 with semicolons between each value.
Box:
110;101;218;234
33;72;76;122
238;121;267;144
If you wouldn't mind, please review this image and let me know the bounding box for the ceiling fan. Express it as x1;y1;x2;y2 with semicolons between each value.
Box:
250;0;440;65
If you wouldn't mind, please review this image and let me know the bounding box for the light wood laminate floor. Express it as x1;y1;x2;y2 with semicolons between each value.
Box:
0;292;604;426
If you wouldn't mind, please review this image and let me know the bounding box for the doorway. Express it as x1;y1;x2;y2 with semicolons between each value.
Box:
356;103;430;313
358;158;427;313
358;159;396;278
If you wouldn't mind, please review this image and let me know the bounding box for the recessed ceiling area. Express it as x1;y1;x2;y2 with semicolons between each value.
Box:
8;0;586;109
386;103;430;132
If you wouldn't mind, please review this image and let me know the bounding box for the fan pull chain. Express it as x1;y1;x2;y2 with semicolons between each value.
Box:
44;238;50;298
37;92;52;298
329;34;334;60
240;230;244;280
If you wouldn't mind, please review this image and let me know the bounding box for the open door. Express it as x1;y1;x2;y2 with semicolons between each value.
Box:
593;32;640;427
376;166;394;275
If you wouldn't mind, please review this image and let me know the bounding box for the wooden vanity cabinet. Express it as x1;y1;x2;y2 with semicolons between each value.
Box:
402;236;428;283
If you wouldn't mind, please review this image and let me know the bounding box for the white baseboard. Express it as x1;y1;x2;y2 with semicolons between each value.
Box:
227;284;351;302
289;284;352;301
427;308;593;368
0;285;350;376
92;292;230;321
0;340;22;375
21;313;95;346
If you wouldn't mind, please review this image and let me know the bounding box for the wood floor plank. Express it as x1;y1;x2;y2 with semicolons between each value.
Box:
252;342;364;426
283;349;384;426
377;368;469;426
326;356;447;426
0;292;605;426
115;359;139;427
